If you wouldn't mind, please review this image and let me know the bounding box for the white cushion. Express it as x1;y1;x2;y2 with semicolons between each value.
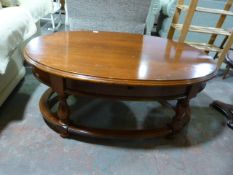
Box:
0;48;24;93
0;47;25;106
18;0;53;22
0;0;18;7
0;6;36;74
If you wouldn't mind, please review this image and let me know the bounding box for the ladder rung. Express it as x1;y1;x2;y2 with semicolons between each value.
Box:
177;5;233;16
172;23;231;36
185;41;222;52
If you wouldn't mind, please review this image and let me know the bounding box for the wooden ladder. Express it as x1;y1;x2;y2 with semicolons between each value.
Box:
167;0;233;68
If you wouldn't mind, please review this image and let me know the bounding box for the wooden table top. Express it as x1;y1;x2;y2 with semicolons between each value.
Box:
24;31;217;86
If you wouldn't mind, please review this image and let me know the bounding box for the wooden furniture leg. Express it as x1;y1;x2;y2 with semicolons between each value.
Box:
211;101;233;129
49;75;70;137
222;64;231;79
57;93;70;137
169;98;191;132
39;88;195;139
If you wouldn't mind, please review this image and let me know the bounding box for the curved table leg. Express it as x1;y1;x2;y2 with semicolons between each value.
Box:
57;94;70;137
40;88;192;140
211;100;233;130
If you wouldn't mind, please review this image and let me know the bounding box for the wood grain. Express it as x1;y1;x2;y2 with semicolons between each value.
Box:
25;31;218;139
24;31;217;86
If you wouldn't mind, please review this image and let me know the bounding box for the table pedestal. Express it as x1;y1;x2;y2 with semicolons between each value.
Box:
40;88;193;139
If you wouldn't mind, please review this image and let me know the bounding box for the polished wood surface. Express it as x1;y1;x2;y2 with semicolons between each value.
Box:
24;31;217;140
24;31;217;86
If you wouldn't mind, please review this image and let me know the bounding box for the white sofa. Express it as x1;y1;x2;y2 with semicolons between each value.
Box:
0;0;54;106
0;6;37;106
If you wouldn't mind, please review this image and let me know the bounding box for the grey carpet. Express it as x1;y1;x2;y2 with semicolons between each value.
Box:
1;0;233;173
0;67;233;175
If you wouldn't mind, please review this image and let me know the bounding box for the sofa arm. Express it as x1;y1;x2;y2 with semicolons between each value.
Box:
18;0;53;22
0;7;36;74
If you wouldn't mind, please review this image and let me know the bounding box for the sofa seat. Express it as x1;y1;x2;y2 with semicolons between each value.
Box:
0;48;25;106
0;6;37;106
18;0;53;23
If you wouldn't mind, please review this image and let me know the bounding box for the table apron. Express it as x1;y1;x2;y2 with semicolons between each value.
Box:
33;67;205;101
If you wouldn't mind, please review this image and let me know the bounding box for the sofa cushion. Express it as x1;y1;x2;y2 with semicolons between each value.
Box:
1;0;11;7
18;0;53;22
0;0;18;7
0;6;36;74
0;47;25;93
0;47;26;106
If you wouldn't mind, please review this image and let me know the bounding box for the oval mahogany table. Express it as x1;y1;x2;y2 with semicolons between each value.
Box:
24;31;217;139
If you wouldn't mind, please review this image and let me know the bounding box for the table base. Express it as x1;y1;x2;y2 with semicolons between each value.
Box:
211;100;233;129
39;88;191;139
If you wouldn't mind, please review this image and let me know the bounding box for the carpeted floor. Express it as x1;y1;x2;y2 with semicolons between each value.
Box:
0;67;233;175
1;0;233;174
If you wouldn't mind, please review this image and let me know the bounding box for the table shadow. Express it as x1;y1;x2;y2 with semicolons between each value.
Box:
61;93;226;149
0;79;29;134
0;68;41;135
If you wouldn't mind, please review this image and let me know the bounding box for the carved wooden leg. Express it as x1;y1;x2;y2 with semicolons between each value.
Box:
57;94;70;137
169;98;191;133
